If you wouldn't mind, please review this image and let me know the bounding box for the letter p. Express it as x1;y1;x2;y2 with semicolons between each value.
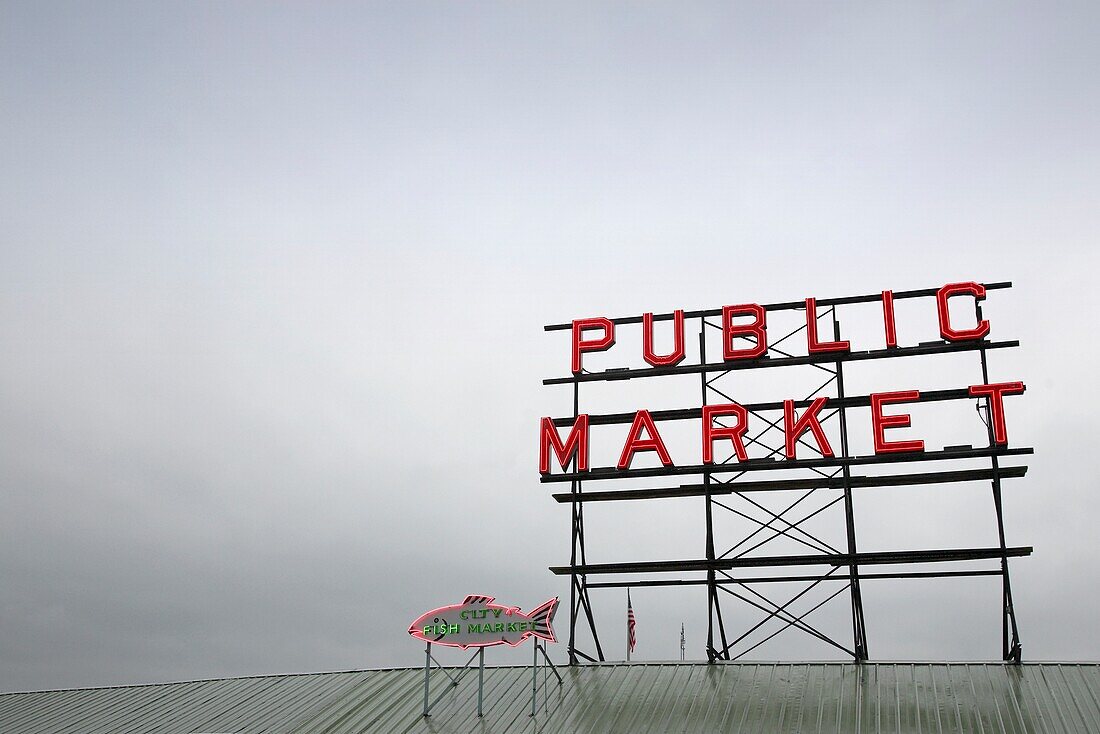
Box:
572;317;615;373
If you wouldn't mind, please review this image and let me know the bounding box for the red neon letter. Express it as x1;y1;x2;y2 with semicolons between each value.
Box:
783;397;834;459
722;304;767;360
702;403;749;463
643;310;685;367
870;390;925;454
936;282;990;342
571;317;615;373
805;298;850;354
618;410;673;470
882;290;898;348
969;382;1025;444
539;415;589;473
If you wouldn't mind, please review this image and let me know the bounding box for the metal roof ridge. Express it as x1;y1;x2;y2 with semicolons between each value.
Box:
5;660;1099;696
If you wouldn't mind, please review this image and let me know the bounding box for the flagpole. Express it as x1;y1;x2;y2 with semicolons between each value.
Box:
626;589;631;662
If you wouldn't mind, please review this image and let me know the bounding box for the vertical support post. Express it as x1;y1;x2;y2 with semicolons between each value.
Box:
531;641;539;717
975;299;1023;663
566;379;605;665
422;641;431;717
568;380;579;666
833;312;868;661
700;321;717;662
477;646;485;717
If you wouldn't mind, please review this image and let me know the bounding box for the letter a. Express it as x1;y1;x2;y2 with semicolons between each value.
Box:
618;410;673;469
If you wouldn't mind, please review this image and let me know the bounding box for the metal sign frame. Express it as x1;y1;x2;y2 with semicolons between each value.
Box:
419;639;562;718
540;281;1030;665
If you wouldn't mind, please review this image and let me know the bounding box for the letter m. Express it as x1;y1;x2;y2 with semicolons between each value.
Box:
539;415;590;473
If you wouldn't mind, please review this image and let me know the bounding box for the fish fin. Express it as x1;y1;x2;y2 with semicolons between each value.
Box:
462;595;495;605
528;597;559;643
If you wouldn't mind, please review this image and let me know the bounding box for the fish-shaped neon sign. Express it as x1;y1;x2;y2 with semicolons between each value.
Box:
408;595;558;649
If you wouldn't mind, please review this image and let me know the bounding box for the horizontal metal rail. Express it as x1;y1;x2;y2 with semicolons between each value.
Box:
587;568;1005;588
543;339;1018;385
549;546;1032;576
541;446;1034;483
550;466;1028;502
549;387;1022;427
544;282;1012;331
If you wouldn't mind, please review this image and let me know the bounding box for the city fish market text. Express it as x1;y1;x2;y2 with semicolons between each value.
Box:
424;607;539;636
423;620;539;636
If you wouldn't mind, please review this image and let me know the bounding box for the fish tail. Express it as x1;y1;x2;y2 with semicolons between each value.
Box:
529;597;558;642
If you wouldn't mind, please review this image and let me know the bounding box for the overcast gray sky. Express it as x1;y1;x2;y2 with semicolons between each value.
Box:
1;1;1098;692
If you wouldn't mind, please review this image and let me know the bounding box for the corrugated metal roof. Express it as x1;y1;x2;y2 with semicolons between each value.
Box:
2;662;1099;733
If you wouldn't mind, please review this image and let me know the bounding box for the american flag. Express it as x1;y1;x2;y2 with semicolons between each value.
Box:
627;590;637;655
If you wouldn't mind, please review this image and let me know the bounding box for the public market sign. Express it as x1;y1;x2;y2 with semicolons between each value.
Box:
539;279;1032;665
408;595;558;649
539;281;1025;474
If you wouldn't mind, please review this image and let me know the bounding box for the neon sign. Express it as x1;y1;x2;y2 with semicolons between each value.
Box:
539;279;1033;665
540;281;1025;474
408;595;558;649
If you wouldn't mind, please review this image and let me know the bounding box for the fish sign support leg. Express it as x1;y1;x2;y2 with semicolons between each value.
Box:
530;641;538;717
422;642;431;717
477;647;485;717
